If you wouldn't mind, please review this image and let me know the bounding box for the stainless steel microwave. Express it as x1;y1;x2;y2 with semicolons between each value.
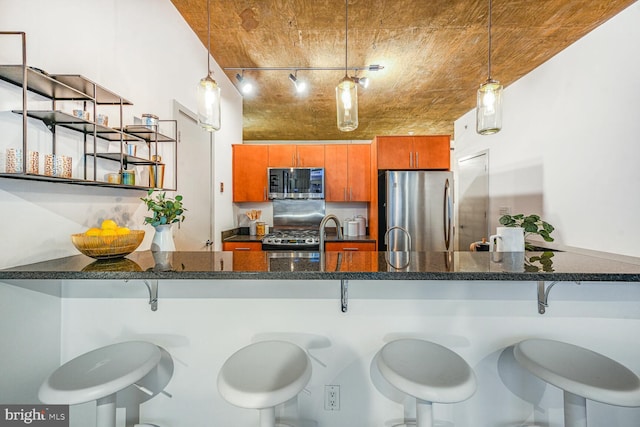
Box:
268;167;325;199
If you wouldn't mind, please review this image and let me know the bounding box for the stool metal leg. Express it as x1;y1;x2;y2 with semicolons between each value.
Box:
96;394;116;427
259;407;276;427
564;391;587;427
415;399;433;427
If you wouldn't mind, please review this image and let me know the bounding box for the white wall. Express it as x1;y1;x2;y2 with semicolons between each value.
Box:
0;0;242;267
454;2;640;258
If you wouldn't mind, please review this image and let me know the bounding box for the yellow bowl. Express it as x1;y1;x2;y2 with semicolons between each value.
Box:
71;230;145;259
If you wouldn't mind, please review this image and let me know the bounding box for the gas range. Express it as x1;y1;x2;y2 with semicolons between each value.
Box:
261;229;320;251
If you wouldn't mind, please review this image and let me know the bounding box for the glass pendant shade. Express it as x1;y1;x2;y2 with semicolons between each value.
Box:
476;78;503;135
197;73;221;132
336;76;358;132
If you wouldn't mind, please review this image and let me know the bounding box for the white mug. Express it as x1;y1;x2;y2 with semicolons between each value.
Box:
489;227;525;252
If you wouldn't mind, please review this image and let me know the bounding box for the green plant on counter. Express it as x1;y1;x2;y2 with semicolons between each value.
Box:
499;213;555;251
141;189;187;227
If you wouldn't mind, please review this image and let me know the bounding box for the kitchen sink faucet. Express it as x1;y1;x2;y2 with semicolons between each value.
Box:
319;214;343;251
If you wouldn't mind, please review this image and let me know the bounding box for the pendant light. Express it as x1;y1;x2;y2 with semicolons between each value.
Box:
197;0;221;132
476;0;503;135
336;0;358;132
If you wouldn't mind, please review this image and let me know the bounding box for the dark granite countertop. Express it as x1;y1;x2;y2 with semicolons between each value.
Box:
1;251;640;282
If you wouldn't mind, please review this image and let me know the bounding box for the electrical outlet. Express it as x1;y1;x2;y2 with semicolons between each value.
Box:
499;206;511;215
324;385;340;411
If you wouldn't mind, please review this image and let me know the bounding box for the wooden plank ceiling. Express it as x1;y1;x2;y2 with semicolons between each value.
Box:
170;0;635;141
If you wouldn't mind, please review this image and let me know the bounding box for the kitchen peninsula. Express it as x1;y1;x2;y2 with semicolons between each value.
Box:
2;250;640;316
3;251;640;427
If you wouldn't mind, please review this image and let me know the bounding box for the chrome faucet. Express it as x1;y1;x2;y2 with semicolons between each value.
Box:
384;226;412;251
319;214;343;251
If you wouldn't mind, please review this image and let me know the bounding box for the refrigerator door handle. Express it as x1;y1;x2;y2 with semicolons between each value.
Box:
443;178;453;250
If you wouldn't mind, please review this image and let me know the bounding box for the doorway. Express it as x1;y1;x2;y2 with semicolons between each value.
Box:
457;151;489;251
172;101;214;250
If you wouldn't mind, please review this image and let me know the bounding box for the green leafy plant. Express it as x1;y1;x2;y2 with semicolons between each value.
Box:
141;190;186;227
499;213;555;251
525;252;555;272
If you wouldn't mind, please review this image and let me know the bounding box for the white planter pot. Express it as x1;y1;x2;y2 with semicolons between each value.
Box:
151;224;175;252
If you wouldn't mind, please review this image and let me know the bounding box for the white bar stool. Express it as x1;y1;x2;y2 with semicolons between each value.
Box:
374;338;477;427
514;338;640;427
218;340;312;427
39;341;162;427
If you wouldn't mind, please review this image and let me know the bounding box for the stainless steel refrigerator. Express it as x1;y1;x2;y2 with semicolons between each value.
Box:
378;170;454;251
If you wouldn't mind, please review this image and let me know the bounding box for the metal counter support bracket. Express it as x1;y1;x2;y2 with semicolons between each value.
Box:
537;281;555;314
143;279;159;312
537;281;582;314
341;279;348;313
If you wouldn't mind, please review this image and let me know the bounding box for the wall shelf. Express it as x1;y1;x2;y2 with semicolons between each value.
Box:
0;31;177;191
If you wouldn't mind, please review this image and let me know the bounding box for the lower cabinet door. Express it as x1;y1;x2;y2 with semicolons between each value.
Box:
324;242;376;251
223;242;262;251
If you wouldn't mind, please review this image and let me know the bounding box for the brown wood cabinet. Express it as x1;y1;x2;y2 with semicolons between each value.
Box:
222;241;262;251
325;144;371;202
376;135;450;170
268;144;324;167
232;145;269;202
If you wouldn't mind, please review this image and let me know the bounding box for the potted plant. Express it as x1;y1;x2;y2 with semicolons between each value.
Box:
141;190;187;251
498;213;555;251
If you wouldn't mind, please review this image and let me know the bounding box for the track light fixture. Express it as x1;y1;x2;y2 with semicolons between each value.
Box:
225;64;383;98
235;73;253;95
288;73;307;94
353;76;369;89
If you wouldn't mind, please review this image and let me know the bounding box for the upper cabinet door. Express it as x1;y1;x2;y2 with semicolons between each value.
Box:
233;145;269;202
296;145;325;167
413;135;450;170
268;144;296;167
347;144;371;201
376;135;450;170
324;144;349;201
376;136;413;169
325;144;371;202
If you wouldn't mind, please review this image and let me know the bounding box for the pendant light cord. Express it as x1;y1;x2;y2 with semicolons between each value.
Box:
344;0;348;78
487;0;492;80
207;0;211;75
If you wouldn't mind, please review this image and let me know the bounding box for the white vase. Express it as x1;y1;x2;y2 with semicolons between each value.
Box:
151;224;175;252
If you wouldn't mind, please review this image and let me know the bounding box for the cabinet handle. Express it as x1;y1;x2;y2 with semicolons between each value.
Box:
409;152;413;168
344;188;347;201
415;152;419;168
343;247;359;251
350;187;353;201
234;247;251;251
264;187;267;201
297;153;301;166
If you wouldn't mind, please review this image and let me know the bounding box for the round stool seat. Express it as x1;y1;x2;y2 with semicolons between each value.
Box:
375;338;476;404
218;340;312;409
39;341;162;405
514;338;640;407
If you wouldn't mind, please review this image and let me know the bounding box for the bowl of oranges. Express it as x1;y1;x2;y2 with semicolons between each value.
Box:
71;219;145;259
